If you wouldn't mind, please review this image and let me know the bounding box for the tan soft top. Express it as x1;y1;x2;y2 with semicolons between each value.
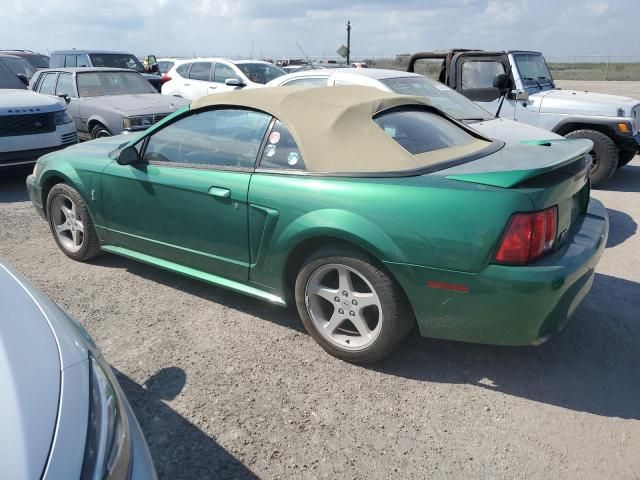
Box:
191;86;490;174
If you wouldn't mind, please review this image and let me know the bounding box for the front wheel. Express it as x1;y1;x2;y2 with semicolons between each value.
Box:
565;129;618;186
90;123;111;139
46;184;102;261
294;247;414;363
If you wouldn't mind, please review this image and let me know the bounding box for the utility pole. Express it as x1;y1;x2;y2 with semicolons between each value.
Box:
346;21;351;66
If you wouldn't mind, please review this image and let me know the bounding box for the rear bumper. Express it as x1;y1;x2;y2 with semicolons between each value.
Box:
387;198;608;346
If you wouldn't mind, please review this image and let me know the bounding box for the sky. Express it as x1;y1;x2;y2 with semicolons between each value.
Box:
3;0;638;61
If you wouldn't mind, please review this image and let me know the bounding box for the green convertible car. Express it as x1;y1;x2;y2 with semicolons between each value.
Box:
27;86;608;362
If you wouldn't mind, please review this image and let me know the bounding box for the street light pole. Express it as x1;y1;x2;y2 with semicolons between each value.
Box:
346;21;351;66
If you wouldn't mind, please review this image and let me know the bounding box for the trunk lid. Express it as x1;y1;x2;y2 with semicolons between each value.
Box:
439;138;593;249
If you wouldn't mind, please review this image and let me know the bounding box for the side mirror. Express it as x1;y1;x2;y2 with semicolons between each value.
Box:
493;73;508;90
225;77;245;87
511;89;530;102
117;146;141;166
151;64;159;73
58;94;70;105
17;73;28;86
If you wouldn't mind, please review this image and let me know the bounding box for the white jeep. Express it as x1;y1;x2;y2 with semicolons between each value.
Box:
0;55;77;169
408;50;640;185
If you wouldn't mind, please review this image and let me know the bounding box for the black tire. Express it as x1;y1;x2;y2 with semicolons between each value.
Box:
565;129;618;186
90;123;111;139
617;149;637;168
294;246;414;363
46;183;102;261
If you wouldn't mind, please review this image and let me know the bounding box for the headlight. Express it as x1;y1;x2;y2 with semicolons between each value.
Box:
54;110;72;125
81;356;131;480
123;115;155;130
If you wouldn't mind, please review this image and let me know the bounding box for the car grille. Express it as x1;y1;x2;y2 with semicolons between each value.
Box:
0;112;55;137
61;132;78;145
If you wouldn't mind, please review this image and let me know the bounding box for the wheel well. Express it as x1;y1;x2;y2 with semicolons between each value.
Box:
41;175;66;216
283;236;411;308
554;122;614;139
87;119;106;133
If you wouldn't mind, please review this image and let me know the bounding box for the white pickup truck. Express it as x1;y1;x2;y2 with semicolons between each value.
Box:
0;54;77;169
408;49;640;185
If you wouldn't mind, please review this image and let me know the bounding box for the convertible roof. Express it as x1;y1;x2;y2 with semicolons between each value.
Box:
191;86;490;174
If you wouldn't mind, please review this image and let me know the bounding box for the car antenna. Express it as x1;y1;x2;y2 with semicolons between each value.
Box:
296;41;311;65
494;53;514;119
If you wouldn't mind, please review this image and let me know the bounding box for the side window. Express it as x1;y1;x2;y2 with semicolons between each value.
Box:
64;55;77;67
55;74;76;98
176;63;190;77
461;61;505;89
50;55;63;68
283;77;328;87
188;62;212;81
76;54;89;67
142;109;271;169
213;63;238;83
38;73;58;95
258;120;305;171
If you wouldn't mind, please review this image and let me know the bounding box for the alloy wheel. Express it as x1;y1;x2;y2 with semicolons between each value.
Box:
304;263;383;351
51;194;84;252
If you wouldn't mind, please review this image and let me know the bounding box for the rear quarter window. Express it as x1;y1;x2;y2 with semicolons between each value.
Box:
373;107;475;155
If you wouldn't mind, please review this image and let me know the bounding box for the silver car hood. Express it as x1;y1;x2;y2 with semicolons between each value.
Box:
471;117;563;142
534;88;639;117
0;261;92;479
83;93;189;115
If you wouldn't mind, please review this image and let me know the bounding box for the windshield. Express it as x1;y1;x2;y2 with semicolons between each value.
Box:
77;71;156;97
23;54;49;69
513;53;554;88
0;59;25;89
89;53;145;73
234;62;286;84
2;57;36;79
380;76;493;122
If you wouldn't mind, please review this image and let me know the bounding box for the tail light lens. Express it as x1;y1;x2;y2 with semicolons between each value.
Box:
495;206;558;265
161;74;171;84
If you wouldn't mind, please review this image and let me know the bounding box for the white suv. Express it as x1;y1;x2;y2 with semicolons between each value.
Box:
161;58;286;100
0;55;77;169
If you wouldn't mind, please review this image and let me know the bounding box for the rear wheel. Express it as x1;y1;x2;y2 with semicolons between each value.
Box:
90;123;111;139
617;149;637;168
46;184;102;261
565;129;618;186
294;247;414;363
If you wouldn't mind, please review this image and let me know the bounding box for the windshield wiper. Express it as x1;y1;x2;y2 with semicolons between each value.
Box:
523;77;543;89
460;117;487;123
537;76;555;88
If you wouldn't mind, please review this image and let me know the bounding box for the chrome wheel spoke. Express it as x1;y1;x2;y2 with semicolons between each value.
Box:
51;193;84;253
307;282;339;303
351;313;371;338
74;220;84;233
55;223;70;235
61;205;73;219
337;267;354;293
352;292;379;309
323;309;344;334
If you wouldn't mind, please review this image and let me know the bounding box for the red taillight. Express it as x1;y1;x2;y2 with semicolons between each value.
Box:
495;206;558;265
161;74;171;84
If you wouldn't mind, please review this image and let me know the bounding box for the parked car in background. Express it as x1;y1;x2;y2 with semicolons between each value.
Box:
0;54;37;81
161;58;286;100
30;67;188;140
27;86;608;363
407;49;640;184
50;50;163;92
268;68;565;143
0;260;157;479
0;56;77;169
0;49;50;71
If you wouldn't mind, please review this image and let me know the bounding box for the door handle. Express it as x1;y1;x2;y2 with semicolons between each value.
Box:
184;83;191;86
208;85;217;89
208;186;231;198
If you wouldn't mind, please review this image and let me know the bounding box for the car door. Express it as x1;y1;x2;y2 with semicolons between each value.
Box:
454;54;514;118
211;62;243;93
54;73;81;129
100;107;272;283
185;61;213;99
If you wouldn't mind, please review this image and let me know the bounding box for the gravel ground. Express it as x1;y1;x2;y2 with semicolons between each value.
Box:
1;160;639;476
